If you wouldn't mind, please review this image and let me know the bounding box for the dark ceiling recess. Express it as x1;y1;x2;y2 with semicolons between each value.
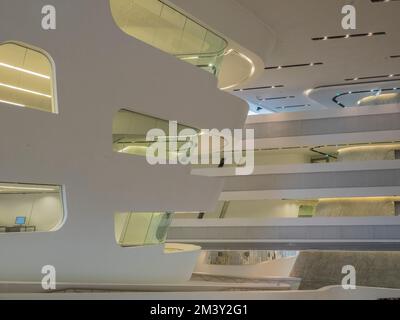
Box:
314;78;400;90
332;88;400;108
390;55;400;59
265;63;323;70
234;85;284;92
312;32;386;41
345;74;400;81
275;104;311;110
256;96;295;101
371;0;400;2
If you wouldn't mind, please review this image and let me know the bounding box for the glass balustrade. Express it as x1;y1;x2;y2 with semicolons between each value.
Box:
175;197;400;219
113;109;200;160
115;211;173;247
110;0;228;76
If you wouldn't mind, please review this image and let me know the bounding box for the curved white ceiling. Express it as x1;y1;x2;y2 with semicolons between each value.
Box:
232;0;400;114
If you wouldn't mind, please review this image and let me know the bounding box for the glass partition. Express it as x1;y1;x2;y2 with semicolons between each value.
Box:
194;141;400;169
110;0;228;76
115;211;173;247
174;197;400;219
205;250;298;266
113;109;200;160
0;42;56;113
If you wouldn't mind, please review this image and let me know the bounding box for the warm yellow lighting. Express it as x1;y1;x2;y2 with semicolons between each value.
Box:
0;62;50;79
220;50;256;91
0;99;25;107
338;143;400;154
0;185;57;192
180;56;200;61
357;93;399;106
304;89;313;96
0;82;51;98
319;196;400;202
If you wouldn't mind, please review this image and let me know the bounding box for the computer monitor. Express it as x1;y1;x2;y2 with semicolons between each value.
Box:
15;216;26;225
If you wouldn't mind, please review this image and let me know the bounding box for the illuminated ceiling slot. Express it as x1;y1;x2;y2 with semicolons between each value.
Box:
265;62;323;70
312;32;386;41
0;42;55;113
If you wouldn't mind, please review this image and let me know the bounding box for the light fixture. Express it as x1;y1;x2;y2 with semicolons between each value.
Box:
265;62;323;70
180;56;199;61
0;82;51;98
220;50;256;91
0;99;25;107
304;89;313;96
0;62;50;79
313;32;386;41
0;185;57;192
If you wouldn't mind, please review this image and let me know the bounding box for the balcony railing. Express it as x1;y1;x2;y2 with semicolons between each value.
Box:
110;0;228;76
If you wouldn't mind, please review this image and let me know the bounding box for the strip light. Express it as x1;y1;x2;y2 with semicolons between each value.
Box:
0;185;57;192
0;99;25;107
0;82;51;98
180;56;200;61
220;49;256;91
0;62;50;79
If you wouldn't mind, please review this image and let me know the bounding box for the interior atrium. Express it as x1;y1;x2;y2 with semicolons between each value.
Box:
1;0;400;302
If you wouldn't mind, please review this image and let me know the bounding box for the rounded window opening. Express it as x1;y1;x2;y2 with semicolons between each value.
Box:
110;0;227;76
0;182;65;233
0;42;57;113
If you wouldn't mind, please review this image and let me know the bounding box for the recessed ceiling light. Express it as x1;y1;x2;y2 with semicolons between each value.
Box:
265;62;323;70
304;89;313;96
345;74;400;81
312;32;386;41
0;62;50;79
234;85;284;92
0;99;25;107
0;82;52;98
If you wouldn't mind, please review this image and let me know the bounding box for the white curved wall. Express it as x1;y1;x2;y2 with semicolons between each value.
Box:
0;0;248;284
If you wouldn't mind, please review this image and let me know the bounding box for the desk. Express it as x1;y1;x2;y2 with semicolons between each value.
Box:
0;226;36;233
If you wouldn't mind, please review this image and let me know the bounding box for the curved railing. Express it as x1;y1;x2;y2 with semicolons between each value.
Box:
110;0;228;76
113;109;200;159
115;211;173;247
